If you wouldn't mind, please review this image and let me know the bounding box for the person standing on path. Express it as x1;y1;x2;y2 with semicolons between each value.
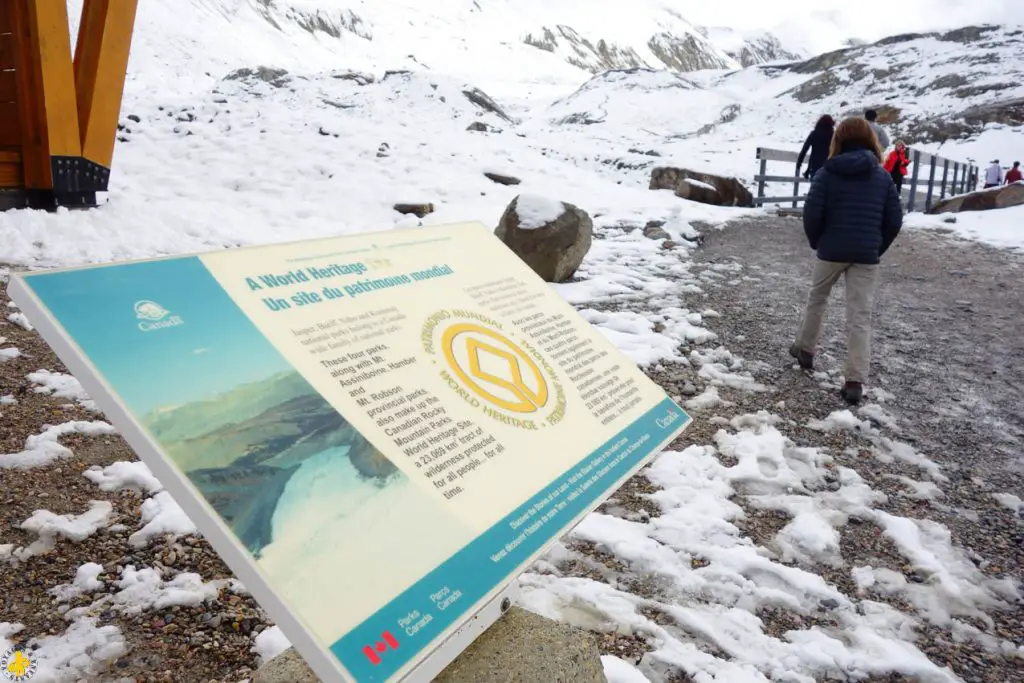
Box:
789;117;903;405
796;115;835;180
864;109;890;151
883;140;910;198
984;160;1002;188
1005;161;1022;184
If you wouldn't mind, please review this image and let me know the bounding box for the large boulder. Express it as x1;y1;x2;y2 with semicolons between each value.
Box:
927;182;1024;214
649;167;754;207
495;194;593;282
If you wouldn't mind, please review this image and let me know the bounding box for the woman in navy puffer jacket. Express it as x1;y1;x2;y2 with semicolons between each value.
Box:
789;117;903;405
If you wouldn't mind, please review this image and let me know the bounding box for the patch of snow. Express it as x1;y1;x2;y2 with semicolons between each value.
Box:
515;194;565;229
684;385;731;412
49;563;106;602
684;178;717;192
0;421;117;469
0;395;16;405
20;617;126;682
84;460;162;494
62;566;225;621
991;493;1021;515
0;347;20;362
907;205;1024;253
6;311;33;331
128;491;197;548
602;654;649;683
26;370;100;412
12;502;114;560
253;625;292;665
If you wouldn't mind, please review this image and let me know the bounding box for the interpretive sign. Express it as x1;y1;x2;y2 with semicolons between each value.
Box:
10;221;691;682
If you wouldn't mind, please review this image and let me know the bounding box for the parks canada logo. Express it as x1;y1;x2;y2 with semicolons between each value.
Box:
134;300;183;332
422;309;566;430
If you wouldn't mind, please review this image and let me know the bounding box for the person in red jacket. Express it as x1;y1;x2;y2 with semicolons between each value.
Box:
1006;161;1022;184
883;140;910;196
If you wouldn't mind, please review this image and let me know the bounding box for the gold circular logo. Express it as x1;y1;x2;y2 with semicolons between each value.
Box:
441;323;548;413
423;311;567;430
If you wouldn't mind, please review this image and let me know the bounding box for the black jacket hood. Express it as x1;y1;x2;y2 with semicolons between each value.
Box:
825;147;879;177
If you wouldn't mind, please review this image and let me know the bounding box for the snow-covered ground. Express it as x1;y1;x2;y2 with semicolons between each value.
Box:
1;3;1023;681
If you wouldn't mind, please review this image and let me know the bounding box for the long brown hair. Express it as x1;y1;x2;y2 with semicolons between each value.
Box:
828;117;883;162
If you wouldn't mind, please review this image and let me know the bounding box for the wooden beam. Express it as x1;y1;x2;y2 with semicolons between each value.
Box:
11;0;83;190
756;147;801;163
0;101;20;146
0;2;12;35
0;69;16;102
0;34;15;69
74;0;138;168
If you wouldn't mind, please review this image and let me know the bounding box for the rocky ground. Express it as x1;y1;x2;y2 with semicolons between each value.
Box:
1;216;1022;682
576;215;1023;682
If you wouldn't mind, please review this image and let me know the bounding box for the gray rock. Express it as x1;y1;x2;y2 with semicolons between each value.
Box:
393;203;434;218
642;223;671;241
434;607;606;683
252;648;319;683
484;172;521;186
253;607;605;683
495;195;593;283
650;167;754;208
927;183;1024;215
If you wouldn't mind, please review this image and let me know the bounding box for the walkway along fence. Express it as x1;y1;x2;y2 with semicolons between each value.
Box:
752;146;980;215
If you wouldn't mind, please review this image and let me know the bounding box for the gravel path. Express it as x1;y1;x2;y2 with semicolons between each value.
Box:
681;215;1024;682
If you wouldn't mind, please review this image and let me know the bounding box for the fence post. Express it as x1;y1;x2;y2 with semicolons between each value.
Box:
908;150;921;212
925;156;938;211
939;159;949;199
792;167;800;209
950;163;960;196
756;153;766;207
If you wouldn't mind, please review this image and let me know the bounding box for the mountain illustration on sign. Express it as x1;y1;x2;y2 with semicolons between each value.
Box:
142;370;398;557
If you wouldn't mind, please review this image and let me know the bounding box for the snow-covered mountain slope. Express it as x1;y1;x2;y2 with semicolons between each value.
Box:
103;0;803;101
537;24;1024;185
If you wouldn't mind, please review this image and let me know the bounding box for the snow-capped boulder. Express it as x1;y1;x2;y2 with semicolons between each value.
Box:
650;167;754;208
927;182;1024;215
494;194;593;283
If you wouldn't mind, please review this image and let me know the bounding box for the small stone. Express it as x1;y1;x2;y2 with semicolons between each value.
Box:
681;383;698;396
393;203;434;218
483;172;521;186
820;598;840;610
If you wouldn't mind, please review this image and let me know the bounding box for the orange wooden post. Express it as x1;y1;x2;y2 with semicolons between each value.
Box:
74;0;138;169
11;0;82;202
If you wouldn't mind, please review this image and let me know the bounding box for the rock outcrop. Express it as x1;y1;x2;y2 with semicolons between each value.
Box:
650;167;754;207
926;182;1024;214
494;195;593;282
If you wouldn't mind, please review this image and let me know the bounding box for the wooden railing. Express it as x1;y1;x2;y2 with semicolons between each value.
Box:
753;146;980;215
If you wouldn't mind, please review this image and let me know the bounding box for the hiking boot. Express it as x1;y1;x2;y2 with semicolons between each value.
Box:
840;381;863;405
788;344;814;370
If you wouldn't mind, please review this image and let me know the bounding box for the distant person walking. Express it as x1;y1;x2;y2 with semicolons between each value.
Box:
796;115;835;179
864;109;890;151
1005;161;1022;184
789;117;903;405
883;140;910;196
984;160;1002;188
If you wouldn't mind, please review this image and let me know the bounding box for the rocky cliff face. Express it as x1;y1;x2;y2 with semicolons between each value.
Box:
758;24;1024;145
250;0;800;76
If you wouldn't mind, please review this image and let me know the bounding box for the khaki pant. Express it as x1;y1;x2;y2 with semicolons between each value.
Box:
795;260;879;383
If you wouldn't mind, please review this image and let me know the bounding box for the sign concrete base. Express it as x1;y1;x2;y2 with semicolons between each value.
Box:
254;607;607;683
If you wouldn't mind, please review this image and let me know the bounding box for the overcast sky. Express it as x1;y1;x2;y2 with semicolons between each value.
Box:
678;0;1024;52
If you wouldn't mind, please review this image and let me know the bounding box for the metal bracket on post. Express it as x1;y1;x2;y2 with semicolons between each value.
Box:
907;150;921;213
400;582;520;683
